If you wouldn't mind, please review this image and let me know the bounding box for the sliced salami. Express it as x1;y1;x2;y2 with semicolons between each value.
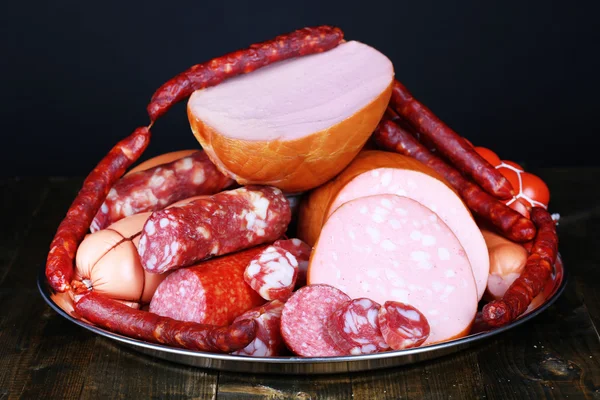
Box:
280;284;350;357
308;194;478;344
149;246;266;325
138;185;291;274
231;300;285;357
378;301;430;350
273;238;312;287
91;151;234;232
244;246;298;301
326;298;389;355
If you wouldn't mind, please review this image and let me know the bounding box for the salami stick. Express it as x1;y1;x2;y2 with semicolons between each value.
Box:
147;26;344;122
482;208;558;327
389;80;514;200
46;127;151;293
374;119;536;242
74;292;256;352
91;150;234;232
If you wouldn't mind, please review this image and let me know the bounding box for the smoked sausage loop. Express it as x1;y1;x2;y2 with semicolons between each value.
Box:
482;207;558;327
389;80;514;200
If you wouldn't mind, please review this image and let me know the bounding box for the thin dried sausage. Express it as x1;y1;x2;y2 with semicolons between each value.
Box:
147;26;344;121
373;119;536;242
46;127;151;292
482;207;558;327
74;291;256;352
389;80;513;199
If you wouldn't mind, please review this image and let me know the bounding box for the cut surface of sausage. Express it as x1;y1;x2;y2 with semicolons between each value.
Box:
326;166;489;300
280;284;350;357
244;246;298;301
149;246;266;326
188;41;393;142
378;301;430;350
308;194;478;344
231;300;285;357
272;238;312;287
326;298;389;355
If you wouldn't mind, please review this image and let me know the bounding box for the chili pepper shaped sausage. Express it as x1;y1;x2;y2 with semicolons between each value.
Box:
138;186;291;274
147;26;344;122
482;208;558;327
91;151;234;232
373;119;535;242
389;80;514;200
74;291;257;352
46;127;151;293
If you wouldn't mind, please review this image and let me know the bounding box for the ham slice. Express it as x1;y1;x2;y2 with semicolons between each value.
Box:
307;194;478;345
187;41;394;193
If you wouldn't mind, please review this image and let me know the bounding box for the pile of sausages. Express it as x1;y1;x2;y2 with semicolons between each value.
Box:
45;25;559;357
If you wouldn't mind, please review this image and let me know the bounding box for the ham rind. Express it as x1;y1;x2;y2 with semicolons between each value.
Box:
188;41;393;142
326;167;489;300
308;194;478;345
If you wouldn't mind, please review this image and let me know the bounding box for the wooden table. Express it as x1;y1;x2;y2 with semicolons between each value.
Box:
1;168;599;399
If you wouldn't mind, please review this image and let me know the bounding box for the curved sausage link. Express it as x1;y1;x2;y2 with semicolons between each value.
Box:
74;291;257;352
482;208;558;327
389;80;514;200
373;119;536;242
147;25;344;121
46;127;151;292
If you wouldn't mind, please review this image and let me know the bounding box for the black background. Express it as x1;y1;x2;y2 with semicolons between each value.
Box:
2;1;599;177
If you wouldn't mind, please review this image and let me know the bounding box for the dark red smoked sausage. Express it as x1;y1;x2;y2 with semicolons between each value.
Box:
91;151;234;232
482;208;558;327
138;186;291;274
46;127;151;293
74;291;256;352
147;26;344;122
389;80;514;200
373;119;536;243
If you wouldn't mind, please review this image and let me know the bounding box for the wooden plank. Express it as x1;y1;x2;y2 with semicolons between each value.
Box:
350;350;486;399
0;177;81;290
80;338;218;400
0;177;49;285
216;372;353;400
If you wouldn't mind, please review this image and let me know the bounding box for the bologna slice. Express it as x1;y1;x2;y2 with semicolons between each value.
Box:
298;150;489;300
280;284;350;357
149;246;266;326
308;194;478;345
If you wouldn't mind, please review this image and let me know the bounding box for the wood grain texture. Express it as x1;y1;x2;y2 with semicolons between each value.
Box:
0;170;599;399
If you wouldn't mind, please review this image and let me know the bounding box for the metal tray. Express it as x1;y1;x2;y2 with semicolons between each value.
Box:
38;256;567;375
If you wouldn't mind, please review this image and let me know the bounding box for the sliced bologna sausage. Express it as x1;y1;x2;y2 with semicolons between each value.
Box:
326;298;389;355
272;238;312;287
297;150;489;301
280;284;350;357
91;150;234;232
378;301;430;350
149;246;267;326
138;186;291;274
231;300;285;357
244;246;298;301
308;194;478;345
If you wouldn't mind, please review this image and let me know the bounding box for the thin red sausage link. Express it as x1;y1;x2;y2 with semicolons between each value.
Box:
74;292;257;352
46;127;151;292
373;119;536;242
389;80;514;200
482;208;558;327
147;26;344;122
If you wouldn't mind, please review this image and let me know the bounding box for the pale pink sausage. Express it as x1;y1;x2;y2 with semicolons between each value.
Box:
308;194;478;345
326;167;489;300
